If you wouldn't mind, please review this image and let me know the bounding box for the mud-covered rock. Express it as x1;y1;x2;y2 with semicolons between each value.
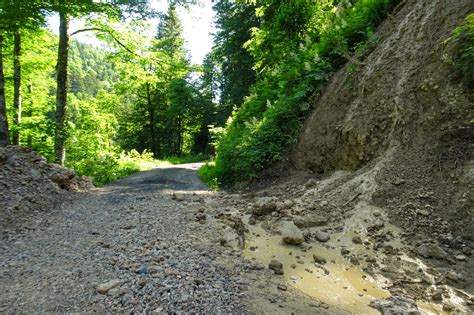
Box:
416;243;448;259
293;215;328;228
268;259;284;275
252;197;277;216
280;221;304;245
314;230;331;242
369;296;420;315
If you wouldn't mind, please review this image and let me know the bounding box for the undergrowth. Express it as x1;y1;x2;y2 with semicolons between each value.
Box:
451;13;474;89
197;162;220;190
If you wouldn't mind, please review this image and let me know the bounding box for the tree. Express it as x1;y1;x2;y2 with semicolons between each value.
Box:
0;0;46;146
212;0;259;123
0;34;8;146
45;0;156;164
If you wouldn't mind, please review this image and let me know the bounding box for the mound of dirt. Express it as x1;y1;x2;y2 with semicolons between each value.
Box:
0;146;93;229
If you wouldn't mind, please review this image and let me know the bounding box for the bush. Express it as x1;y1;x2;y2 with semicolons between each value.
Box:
197;162;220;190
451;13;474;88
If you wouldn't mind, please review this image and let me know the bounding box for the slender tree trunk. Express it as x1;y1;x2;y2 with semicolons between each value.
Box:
177;117;182;157
12;30;21;145
54;12;69;165
146;83;158;157
26;81;33;147
0;34;10;147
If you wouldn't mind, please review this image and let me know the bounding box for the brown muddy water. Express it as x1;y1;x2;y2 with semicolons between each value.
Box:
243;221;448;314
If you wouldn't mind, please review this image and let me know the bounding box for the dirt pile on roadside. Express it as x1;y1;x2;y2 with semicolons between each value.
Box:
0;146;93;229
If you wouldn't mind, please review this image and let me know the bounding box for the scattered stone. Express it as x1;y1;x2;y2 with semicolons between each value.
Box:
314;230;330;242
137;277;146;288
253;197;277;216
455;254;466;261
416;243;447;259
248;217;257;225
416;209;429;216
277;283;288;291
120;224;135;230
290;276;299;281
121;293;136;306
442;303;455;312
366;257;376;263
352;235;362;244
341;248;350;255
293;216;328;228
268;260;284;275
195;213;206;221
369;296;420;315
431;290;443;301
137;265;149;275
280;221;304;245
446;270;458;281
97;279;121;294
349;256;360;266
313;254;327;264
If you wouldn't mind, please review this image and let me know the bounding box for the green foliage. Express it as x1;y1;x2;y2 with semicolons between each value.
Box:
165;153;209;165
212;1;259;123
213;0;400;184
197;162;220;190
451;13;474;88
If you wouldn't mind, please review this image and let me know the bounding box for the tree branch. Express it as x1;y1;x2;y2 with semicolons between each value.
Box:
70;27;140;58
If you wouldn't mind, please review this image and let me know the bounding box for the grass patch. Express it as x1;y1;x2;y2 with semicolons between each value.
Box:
165;153;210;165
197;162;220;190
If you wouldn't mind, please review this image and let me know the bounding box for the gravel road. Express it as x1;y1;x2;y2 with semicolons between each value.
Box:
0;163;339;314
0;163;249;313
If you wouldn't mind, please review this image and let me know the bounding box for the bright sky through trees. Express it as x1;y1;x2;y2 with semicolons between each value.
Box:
47;0;215;65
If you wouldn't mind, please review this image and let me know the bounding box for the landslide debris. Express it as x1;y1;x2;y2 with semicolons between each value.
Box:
0;146;93;229
204;0;473;313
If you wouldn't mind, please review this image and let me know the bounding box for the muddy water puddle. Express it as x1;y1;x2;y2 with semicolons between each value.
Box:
243;222;447;314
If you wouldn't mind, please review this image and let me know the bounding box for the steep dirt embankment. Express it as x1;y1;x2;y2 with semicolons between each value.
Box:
295;0;473;248
287;0;473;308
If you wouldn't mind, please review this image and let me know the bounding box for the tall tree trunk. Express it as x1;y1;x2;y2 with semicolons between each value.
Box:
12;30;21;145
54;12;69;165
0;34;10;147
177;117;182;157
26;81;33;147
146;83;158;157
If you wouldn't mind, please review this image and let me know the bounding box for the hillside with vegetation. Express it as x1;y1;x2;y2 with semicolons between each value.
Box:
0;0;473;314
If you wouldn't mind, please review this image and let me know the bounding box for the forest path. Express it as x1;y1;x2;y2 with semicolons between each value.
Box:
0;163;327;314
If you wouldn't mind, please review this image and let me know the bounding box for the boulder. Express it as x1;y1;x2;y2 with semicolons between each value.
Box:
280;221;304;245
314;230;331;242
268;259;284;275
416;243;447;259
252;197;277;216
369;296;420;315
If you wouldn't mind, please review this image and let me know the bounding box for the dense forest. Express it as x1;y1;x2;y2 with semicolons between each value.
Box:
0;0;472;186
